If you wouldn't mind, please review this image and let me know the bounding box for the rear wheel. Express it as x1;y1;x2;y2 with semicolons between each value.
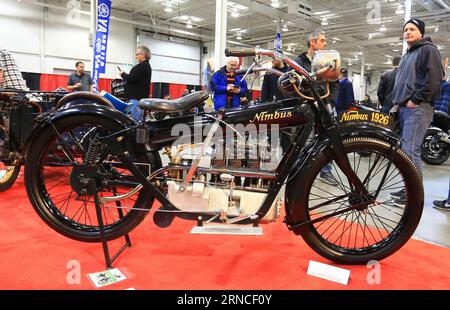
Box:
299;137;423;264
25;115;160;242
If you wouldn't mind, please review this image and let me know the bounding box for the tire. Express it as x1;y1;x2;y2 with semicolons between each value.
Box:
421;130;450;165
298;137;423;264
0;162;21;192
25;114;161;242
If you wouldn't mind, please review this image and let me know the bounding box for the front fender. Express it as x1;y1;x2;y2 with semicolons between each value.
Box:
26;103;136;148
284;123;401;235
338;122;400;145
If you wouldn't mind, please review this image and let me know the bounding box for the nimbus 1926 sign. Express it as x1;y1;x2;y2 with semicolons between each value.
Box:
338;110;394;130
92;0;111;92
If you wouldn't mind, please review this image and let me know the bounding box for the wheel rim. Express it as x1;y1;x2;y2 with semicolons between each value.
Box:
307;147;408;255
422;136;446;159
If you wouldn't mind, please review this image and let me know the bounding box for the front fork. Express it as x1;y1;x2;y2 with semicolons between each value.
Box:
309;85;369;197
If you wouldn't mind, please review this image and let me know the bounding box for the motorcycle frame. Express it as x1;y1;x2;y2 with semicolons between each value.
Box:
84;81;371;226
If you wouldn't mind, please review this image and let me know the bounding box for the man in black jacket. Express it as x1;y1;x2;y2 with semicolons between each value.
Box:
377;57;400;114
119;45;152;121
261;55;290;152
390;18;444;206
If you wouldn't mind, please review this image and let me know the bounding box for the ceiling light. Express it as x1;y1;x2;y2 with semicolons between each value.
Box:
321;19;329;26
271;0;280;8
164;6;173;13
186;19;193;29
236;34;242;40
282;24;288;32
231;9;240;18
379;25;387;32
396;5;405;15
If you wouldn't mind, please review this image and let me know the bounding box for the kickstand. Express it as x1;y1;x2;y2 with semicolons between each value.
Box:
89;179;131;269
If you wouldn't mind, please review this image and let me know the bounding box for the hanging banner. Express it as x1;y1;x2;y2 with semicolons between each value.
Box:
92;0;111;92
274;32;282;52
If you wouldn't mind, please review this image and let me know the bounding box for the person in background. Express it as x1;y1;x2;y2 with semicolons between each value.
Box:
0;48;28;91
433;178;450;211
67;61;93;92
377;56;401;114
210;57;248;110
360;94;375;109
261;54;291;153
433;77;450;115
390;18;444;207
119;45;152;121
261;54;289;102
336;68;355;115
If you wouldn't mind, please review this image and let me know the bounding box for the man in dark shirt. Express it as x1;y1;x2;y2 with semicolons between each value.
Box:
377;57;401;114
119;45;152;121
261;56;289;102
67;61;93;92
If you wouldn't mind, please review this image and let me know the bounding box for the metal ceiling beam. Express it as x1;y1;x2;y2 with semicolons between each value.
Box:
331;36;402;49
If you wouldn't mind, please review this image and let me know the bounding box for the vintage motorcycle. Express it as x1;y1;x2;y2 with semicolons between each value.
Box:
24;48;423;265
421;110;450;165
0;90;69;191
0;90;118;192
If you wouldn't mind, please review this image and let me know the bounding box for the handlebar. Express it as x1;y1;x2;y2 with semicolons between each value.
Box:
225;47;312;81
225;47;256;57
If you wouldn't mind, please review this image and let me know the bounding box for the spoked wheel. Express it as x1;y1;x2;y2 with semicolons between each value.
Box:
0;161;21;192
421;131;450;165
25;115;160;242
300;137;423;264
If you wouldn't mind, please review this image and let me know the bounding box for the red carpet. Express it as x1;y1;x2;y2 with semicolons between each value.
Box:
1;173;450;290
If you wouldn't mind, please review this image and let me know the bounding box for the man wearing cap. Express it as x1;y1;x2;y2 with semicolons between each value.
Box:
391;18;444;207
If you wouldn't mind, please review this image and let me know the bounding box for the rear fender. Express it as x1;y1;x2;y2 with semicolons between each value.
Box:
26;103;136;149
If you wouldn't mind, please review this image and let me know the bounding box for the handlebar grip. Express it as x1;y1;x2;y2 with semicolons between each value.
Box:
225;47;256;57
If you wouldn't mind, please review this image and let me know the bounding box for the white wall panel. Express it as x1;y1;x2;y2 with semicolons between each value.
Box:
139;36;201;85
0;0;135;78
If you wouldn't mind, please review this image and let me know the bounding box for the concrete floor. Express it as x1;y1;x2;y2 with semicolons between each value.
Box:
414;158;450;248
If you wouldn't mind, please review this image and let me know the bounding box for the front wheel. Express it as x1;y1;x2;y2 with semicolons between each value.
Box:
421;130;450;165
298;137;423;264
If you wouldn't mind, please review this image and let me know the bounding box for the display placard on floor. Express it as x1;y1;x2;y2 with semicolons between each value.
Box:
87;268;127;288
307;260;351;285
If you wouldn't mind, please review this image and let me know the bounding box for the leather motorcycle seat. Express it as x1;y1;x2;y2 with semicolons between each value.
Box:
138;91;209;112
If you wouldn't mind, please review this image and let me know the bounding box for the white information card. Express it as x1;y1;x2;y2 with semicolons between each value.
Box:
307;260;351;285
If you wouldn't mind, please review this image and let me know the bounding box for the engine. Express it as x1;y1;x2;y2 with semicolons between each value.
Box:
165;137;282;223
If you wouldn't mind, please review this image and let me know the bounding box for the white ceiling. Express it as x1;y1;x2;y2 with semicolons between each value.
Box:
54;0;450;71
